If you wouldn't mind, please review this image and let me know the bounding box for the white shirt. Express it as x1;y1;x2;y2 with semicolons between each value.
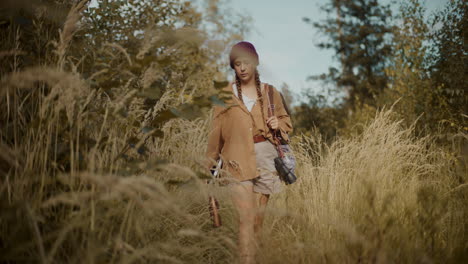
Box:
232;83;257;112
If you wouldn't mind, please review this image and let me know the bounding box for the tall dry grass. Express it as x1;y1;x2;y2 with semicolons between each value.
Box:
257;109;467;263
3;102;466;263
0;1;235;263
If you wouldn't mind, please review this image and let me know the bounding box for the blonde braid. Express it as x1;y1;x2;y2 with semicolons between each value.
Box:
235;74;243;103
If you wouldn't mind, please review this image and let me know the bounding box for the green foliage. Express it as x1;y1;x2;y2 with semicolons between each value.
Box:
292;88;345;141
305;0;394;110
297;0;466;144
379;0;432;131
375;0;466;141
426;0;467;132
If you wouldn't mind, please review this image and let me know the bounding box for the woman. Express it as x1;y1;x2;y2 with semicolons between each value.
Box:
205;41;293;264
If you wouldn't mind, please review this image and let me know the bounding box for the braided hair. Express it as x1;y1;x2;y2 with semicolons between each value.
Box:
235;69;267;131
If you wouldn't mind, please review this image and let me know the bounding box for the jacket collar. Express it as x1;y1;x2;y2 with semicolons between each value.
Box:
224;82;268;116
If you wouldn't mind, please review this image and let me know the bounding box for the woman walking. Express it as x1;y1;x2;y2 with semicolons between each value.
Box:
205;41;293;264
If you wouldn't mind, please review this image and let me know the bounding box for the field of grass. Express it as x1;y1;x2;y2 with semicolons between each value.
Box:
1;89;466;263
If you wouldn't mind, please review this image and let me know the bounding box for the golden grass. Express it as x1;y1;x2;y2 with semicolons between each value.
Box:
258;109;467;263
2;95;466;262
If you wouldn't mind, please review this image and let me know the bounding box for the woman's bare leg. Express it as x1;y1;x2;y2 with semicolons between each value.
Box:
254;192;270;243
230;184;257;264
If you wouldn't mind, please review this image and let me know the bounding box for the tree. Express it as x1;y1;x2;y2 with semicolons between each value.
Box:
304;0;393;111
427;0;467;132
379;0;466;136
379;0;433;131
292;87;345;141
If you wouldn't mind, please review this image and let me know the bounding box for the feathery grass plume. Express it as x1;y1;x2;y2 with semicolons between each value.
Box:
31;170;236;263
142;87;177;127
1;66;90;126
54;0;89;69
140;61;164;90
103;42;133;66
149;117;211;170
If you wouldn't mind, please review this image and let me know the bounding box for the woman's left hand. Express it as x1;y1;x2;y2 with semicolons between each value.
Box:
266;116;279;130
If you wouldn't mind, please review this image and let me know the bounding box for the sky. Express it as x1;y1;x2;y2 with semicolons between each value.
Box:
207;0;449;105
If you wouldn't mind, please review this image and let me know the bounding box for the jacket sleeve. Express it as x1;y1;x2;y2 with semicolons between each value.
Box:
205;106;224;170
273;86;293;142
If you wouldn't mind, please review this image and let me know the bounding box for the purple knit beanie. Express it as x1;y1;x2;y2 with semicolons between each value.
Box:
229;41;259;69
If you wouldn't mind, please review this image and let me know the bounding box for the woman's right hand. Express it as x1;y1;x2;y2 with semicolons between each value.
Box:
266;116;279;130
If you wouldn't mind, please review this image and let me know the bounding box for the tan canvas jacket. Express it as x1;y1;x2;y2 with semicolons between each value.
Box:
204;81;293;181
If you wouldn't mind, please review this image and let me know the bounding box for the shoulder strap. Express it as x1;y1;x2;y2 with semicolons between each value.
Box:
267;84;274;117
265;84;283;153
266;84;292;116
